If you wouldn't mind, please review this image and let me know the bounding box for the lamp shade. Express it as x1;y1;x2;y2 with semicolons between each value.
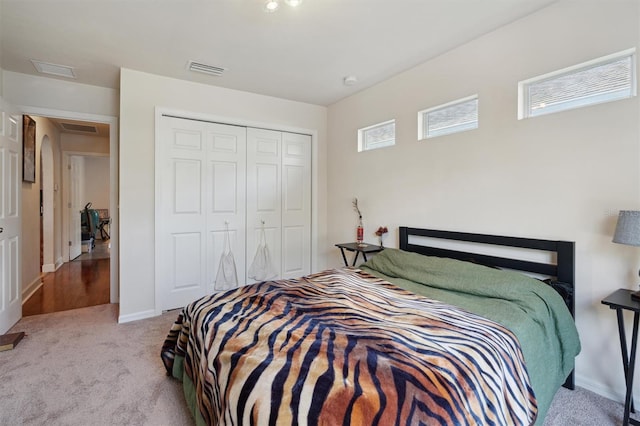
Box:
613;210;640;247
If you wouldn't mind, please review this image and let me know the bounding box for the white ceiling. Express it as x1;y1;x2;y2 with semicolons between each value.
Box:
0;0;557;106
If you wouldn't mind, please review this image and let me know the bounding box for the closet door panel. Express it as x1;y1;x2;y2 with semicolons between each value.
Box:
247;128;282;284
174;159;202;213
210;162;237;212
171;232;202;289
255;137;279;157
157;117;207;310
256;164;279;212
283;165;304;211
281;133;311;278
206;124;247;288
282;225;304;276
174;129;202;150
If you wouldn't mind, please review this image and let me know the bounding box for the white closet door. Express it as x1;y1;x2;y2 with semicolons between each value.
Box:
281;132;311;278
157;117;246;310
247;129;311;282
246;128;282;284
157;115;311;310
205;123;247;288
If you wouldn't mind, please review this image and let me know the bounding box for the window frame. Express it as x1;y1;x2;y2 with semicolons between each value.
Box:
518;48;637;120
417;94;479;141
357;119;396;152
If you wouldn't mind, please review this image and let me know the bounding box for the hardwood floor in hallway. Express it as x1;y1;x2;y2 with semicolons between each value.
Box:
23;241;111;316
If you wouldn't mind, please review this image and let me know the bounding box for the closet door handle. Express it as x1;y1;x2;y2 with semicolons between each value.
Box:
0;227;3;233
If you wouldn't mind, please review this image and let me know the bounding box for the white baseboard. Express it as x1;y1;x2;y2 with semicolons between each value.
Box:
22;276;43;303
41;257;64;273
118;309;156;324
576;373;633;407
42;263;56;273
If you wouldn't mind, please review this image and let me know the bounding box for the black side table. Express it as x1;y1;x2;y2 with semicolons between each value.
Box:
602;289;640;426
335;242;384;267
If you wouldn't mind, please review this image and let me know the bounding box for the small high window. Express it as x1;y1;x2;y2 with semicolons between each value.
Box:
418;95;478;140
358;119;395;152
519;49;636;119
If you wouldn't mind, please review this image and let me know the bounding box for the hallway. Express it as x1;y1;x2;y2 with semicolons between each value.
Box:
23;241;111;316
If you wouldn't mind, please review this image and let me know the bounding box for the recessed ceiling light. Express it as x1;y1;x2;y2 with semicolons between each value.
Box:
30;59;76;79
264;0;279;12
285;0;303;7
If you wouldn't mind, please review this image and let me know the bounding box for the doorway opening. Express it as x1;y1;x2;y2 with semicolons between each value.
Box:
21;110;118;316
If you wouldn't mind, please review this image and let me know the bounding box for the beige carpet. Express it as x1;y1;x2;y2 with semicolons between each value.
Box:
0;303;634;425
0;304;191;425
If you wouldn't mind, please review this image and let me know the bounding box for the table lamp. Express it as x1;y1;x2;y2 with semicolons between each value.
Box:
613;210;640;300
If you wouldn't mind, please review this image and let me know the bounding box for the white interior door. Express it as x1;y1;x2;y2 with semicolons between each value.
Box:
281;132;311;278
0;104;22;334
246;128;282;285
205;123;247;288
157;116;247;310
68;156;82;260
156;113;311;311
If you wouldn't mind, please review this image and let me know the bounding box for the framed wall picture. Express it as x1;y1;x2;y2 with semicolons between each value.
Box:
22;115;36;183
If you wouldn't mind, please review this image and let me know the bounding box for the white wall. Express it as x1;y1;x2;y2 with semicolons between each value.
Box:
61;133;109;155
3;71;119;117
82;156;110;214
327;0;639;406
21;116;62;296
119;68;328;321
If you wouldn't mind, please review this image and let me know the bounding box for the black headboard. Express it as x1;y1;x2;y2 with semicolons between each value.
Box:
400;228;574;289
399;226;576;389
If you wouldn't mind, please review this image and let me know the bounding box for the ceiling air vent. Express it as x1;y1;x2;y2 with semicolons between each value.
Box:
30;59;76;79
60;122;98;133
188;61;226;77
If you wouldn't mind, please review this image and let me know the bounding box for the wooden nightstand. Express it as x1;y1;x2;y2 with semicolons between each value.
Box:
335;242;384;267
602;289;640;426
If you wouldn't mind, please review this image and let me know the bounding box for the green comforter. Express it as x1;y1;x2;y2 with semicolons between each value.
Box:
360;248;581;424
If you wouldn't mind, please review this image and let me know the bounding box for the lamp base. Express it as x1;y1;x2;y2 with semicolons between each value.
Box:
631;290;640;301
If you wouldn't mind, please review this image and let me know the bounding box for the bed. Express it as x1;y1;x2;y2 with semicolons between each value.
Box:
161;227;580;425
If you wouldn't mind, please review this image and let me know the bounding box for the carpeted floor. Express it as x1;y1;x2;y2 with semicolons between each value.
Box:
0;304;191;425
0;303;635;425
545;385;637;425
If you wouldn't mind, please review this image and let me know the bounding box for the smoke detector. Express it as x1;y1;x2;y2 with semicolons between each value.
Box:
343;75;358;86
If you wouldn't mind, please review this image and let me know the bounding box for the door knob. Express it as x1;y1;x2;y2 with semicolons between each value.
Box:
0;227;3;233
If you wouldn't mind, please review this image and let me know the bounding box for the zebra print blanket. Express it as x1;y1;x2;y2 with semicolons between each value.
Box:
161;268;537;425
